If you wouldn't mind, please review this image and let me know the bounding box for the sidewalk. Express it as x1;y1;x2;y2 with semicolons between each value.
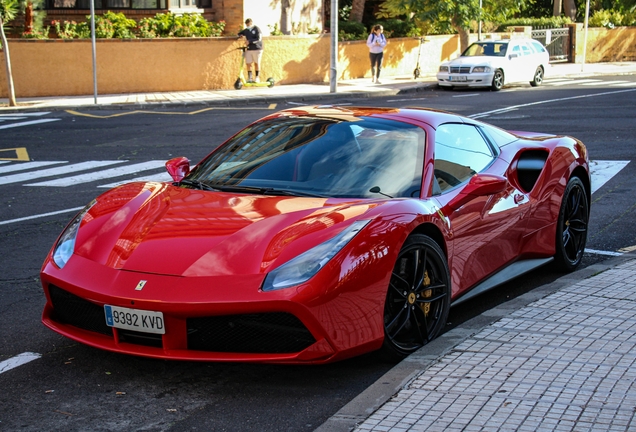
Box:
1;62;635;112
318;253;636;432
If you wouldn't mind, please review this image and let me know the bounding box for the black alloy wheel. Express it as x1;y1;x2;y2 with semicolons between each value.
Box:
530;66;544;87
554;176;589;271
381;234;450;361
491;69;504;91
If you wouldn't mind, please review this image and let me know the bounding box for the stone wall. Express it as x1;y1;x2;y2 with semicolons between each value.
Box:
1;26;634;98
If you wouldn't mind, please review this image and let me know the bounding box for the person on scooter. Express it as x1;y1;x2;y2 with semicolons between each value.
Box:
238;19;263;83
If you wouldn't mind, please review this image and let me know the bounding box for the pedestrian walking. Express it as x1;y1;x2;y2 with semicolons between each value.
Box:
238;18;263;83
367;24;387;84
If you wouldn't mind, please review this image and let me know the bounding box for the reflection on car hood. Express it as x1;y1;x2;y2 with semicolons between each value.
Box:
73;182;377;277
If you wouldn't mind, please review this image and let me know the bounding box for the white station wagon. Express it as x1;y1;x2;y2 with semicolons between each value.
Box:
437;38;550;91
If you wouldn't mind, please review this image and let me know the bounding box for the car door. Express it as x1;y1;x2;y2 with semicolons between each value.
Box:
431;123;530;298
505;42;525;83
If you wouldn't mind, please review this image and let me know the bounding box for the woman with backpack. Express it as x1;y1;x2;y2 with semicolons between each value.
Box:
366;25;387;84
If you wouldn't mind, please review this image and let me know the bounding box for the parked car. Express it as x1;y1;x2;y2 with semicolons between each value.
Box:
40;106;590;364
437;38;550;91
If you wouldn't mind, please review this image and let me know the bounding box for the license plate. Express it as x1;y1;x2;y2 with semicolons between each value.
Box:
449;75;467;82
104;305;165;335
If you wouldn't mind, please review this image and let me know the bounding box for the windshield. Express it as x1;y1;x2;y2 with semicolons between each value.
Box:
462;42;508;57
187;116;426;198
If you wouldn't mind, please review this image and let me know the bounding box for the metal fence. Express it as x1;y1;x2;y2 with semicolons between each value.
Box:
531;27;572;62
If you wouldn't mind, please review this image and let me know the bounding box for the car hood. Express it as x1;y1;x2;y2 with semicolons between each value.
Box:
444;56;503;68
73;182;377;277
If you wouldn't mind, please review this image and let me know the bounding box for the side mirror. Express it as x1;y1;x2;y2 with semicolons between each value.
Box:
509;53;519;59
447;173;508;211
165;157;190;182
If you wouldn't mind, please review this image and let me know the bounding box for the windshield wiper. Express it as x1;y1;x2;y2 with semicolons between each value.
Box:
175;179;219;191
211;184;324;197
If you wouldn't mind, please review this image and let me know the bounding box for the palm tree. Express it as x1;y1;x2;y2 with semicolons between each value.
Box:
0;0;18;107
349;0;366;23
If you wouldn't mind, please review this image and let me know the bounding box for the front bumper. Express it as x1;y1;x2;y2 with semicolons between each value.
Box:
40;254;386;364
436;72;494;87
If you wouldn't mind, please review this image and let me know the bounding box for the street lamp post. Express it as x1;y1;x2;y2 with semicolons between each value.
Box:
330;0;338;93
89;0;97;104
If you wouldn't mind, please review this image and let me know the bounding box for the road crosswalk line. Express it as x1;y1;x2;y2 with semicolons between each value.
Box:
98;172;172;188
0;160;124;185
0;161;67;174
25;161;167;187
0;118;61;130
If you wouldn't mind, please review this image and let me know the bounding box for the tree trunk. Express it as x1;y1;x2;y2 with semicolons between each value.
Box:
563;0;577;20
553;0;562;17
0;19;17;107
349;0;365;23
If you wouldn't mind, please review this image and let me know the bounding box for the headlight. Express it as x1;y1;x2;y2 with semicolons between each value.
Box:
439;65;449;72
52;200;97;269
472;66;491;73
262;220;371;291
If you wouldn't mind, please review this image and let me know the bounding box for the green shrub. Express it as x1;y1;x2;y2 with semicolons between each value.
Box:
376;19;421;38
338;20;366;41
588;9;635;28
51;20;89;39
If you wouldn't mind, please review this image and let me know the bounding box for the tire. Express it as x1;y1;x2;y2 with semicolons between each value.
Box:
530;66;544;87
554;176;589;272
380;234;451;361
234;78;243;90
267;77;275;88
491;69;504;91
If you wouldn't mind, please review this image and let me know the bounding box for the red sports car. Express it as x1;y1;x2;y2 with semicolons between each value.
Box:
40;106;590;364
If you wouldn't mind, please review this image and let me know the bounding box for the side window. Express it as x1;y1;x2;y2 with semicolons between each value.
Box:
521;43;533;56
530;40;546;53
511;45;521;56
433;124;495;194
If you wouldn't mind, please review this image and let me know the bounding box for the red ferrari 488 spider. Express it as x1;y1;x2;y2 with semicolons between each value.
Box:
40;106;590;364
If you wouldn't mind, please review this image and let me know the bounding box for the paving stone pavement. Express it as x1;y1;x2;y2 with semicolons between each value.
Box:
354;258;636;432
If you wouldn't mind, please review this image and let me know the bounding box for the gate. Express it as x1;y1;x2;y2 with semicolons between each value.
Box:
531;27;571;62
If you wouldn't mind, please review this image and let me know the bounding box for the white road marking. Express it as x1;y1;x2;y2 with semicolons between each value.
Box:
0;161;67;174
470;88;636;119
0;117;32;122
547;79;602;86
453;94;480;98
98;171;172;188
0;112;50;117
26;161;167;187
387;98;428;102
0;352;42;375
616;82;636;87
0;160;124;185
581;80;629;86
584;248;624;257
0;206;84;226
589;160;630;194
0;118;61;130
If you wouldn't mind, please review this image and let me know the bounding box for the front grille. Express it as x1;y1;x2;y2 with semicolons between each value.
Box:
118;329;163;348
187;313;316;353
450;66;471;74
49;285;113;336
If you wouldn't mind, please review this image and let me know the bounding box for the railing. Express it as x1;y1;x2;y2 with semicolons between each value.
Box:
532;27;571;62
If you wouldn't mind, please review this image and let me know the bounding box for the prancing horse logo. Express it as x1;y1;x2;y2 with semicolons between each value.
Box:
135;280;147;291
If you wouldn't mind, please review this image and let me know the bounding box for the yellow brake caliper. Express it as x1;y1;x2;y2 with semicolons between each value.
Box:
421;270;431;316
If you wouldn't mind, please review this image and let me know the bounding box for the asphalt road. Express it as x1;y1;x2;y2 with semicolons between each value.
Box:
1;75;635;431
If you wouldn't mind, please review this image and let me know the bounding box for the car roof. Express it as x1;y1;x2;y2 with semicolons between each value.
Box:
276;106;468;130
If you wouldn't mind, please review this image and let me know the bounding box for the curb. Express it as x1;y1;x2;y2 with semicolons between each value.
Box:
0;83;435;114
315;251;636;432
